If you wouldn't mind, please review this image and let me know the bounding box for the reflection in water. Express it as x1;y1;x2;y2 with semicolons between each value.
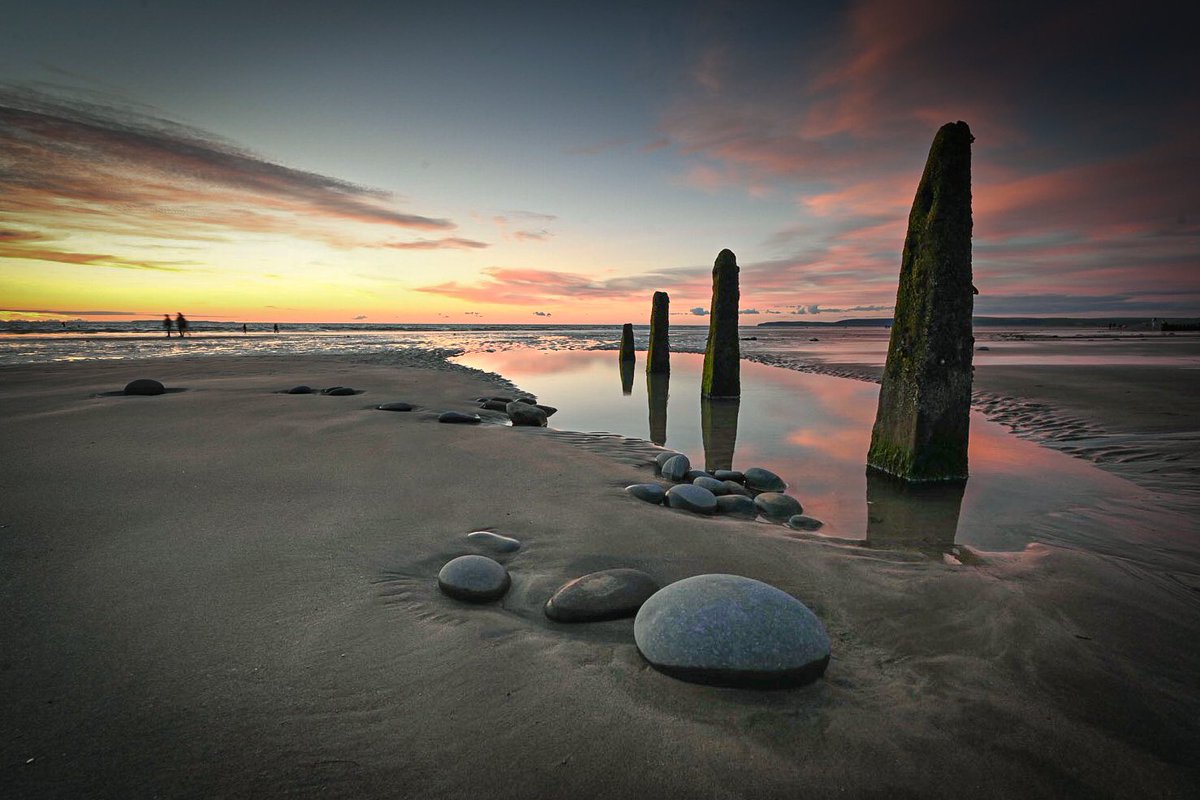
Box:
647;371;669;446
619;358;635;396
701;397;740;472
865;469;965;554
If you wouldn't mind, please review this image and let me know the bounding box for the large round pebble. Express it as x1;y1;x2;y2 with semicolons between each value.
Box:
377;401;415;411
438;411;482;424
713;470;744;483
661;454;691;482
754;492;803;519
665;483;717;514
633;574;831;688
787;515;824;531
716;494;757;516
545;568;660;622
693;476;727;495
466;531;522;553
744;467;786;492
123;379;165;396
721;480;751;497
626;484;666;504
437;555;511;602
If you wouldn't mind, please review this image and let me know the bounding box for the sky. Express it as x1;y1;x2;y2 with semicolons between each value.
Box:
1;0;1197;324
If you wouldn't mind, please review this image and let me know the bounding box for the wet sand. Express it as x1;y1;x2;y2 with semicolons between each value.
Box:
2;354;1198;798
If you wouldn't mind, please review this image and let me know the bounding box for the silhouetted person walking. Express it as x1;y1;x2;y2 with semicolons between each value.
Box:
242;323;248;334
273;323;279;333
176;313;189;337
163;314;173;338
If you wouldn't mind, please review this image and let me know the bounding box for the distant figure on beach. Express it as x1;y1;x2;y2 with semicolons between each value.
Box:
163;314;173;338
242;323;248;334
273;323;279;333
176;313;189;337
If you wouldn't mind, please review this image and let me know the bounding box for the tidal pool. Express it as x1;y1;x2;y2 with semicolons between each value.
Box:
456;349;1200;569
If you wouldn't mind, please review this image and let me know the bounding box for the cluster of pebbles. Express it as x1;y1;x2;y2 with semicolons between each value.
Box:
435;530;831;688
627;452;824;532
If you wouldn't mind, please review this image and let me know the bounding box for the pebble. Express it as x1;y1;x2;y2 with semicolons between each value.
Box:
535;404;558;417
654;451;681;474
685;469;713;482
721;480;751;497
544;568;660;622
376;402;415;411
438;411;482;424
437;555;511;602
285;385;314;394
754;492;803;519
661;454;691;482
123;379;165;396
665;484;718;514
787;515;824;531
744;467;786;492
633;573;831;688
506;401;548;427
466;531;522;553
715;495;757;515
713;470;744;483
322;386;356;396
693;476;728;495
481;399;510;411
626;484;666;504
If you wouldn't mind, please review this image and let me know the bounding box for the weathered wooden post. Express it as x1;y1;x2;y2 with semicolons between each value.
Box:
647;291;670;374
701;249;740;399
867;121;975;481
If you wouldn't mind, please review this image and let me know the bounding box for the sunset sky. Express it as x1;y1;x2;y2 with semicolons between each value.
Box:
1;0;1196;324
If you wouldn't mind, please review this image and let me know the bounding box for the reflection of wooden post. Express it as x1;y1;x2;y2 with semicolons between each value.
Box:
619;323;635;363
701;250;740;399
619;358;635;396
647;371;669;446
865;470;965;554
701;397;740;472
647;291;670;374
868;122;974;481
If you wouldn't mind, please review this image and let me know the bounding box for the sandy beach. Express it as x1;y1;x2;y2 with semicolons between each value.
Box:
2;352;1198;798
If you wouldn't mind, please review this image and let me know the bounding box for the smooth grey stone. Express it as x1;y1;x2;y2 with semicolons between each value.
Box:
633;573;831;688
377;402;415;411
654;451;681;474
515;397;537;405
685;469;713;481
544;568;660;622
481;399;509;411
754;492;803;519
661;454;691;482
535;404;558;417
744;467;786;492
123;379;165;396
322;386;356;396
466;531;521;553
788;515;824;531
665;483;717;515
437;555;511;602
438;411;482;424
721;480;751;497
506;401;548;427
626;484;666;504
713;470;744;483
715;494;757;516
286;385;314;394
693;476;727;495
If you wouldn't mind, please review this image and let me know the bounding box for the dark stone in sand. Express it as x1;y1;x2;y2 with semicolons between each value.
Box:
377;402;415;412
535;404;558;417
867;121;975;482
754;492;803;520
322;386;356;396
437;555;511;603
647;291;670;375
685;469;713;482
701;249;741;399
626;484;666;504
438;411;482;424
654;451;681;474
506;401;548;427
665;484;718;515
515;397;537;405
721;481;751;497
716;494;757;516
713;470;744;483
481;399;510;411
123;379;165;396
693;476;727;495
545;568;660;623
744;467;786;493
661;454;691;482
286;385;314;394
466;531;521;553
633;574;831;688
788;515;824;531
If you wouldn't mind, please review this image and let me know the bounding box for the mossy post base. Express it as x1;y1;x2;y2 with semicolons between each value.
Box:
867;121;974;482
619;323;635;363
647;291;670;374
701;249;740;399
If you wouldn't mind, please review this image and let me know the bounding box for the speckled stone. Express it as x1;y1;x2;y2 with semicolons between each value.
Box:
715;494;756;516
438;411;482;424
376;402;415;412
633;574;831;688
744;467;786;492
285;385;314;394
466;531;522;553
693;476;728;495
437;555;511;602
661;454;691;482
626;484;667;504
665;483;717;514
544;568;660;622
787;515;824;531
754;492;803;519
123;379;165;396
713;470;745;483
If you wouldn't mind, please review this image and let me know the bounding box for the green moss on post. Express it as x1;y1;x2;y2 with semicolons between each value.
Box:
701;249;740;399
619;323;635;363
647;291;670;374
867;121;975;482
